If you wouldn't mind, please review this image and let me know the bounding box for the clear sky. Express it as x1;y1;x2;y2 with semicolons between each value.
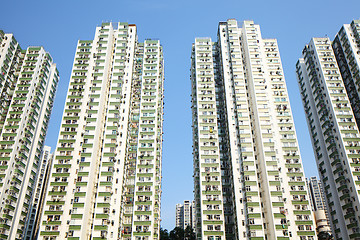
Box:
1;0;359;231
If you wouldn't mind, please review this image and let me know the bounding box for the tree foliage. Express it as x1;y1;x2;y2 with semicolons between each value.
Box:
169;227;184;240
160;226;195;240
160;228;170;240
318;231;333;240
184;226;196;240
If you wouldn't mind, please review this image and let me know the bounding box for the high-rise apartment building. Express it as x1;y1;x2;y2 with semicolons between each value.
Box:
184;200;194;230
176;203;184;228
332;20;360;127
191;19;316;240
306;177;331;237
296;36;360;239
0;31;22;134
0;32;59;239
25;146;53;239
192;199;196;231
39;22;164;240
175;200;195;229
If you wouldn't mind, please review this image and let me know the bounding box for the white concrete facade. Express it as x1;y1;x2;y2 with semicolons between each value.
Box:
297;37;360;240
176;203;184;228
192;19;317;240
24;146;53;240
0;34;59;239
332;20;360;128
39;22;164;240
175;200;195;230
0;31;21;134
306;177;331;237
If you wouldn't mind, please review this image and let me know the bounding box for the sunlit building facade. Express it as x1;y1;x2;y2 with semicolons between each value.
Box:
191;19;316;240
39;22;164;240
296;37;360;239
175;200;195;230
332;20;360;127
0;31;59;239
296;20;360;240
176;203;184;228
24;146;53;240
0;31;22;135
306;177;331;237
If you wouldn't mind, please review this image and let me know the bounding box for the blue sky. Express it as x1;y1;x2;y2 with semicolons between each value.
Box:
1;0;360;230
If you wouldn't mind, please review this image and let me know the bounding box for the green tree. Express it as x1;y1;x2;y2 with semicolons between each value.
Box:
318;231;333;240
169;227;184;240
160;227;170;240
184;226;196;240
